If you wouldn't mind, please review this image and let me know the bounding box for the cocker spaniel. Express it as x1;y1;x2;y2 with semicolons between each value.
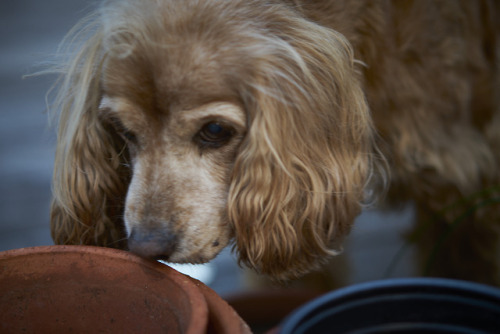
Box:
50;0;500;284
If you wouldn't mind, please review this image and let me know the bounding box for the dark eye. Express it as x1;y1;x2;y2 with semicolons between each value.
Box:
197;122;233;148
121;129;137;143
108;117;137;144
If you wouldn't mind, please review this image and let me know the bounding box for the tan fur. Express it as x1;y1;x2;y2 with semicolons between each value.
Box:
50;0;499;283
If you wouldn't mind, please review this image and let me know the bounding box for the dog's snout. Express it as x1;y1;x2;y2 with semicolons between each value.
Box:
128;227;178;260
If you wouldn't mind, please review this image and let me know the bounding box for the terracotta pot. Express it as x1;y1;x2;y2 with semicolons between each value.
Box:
0;246;250;334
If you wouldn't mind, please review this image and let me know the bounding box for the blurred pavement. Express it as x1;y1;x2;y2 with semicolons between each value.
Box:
0;0;89;252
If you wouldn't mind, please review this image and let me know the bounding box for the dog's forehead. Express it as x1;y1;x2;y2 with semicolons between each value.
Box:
101;45;242;116
100;96;245;127
100;1;265;114
176;103;246;127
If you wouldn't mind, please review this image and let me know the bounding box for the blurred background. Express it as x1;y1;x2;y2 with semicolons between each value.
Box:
0;0;416;301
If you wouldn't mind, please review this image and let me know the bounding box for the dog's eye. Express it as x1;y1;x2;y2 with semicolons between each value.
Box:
197;122;234;148
107;117;137;144
121;130;137;143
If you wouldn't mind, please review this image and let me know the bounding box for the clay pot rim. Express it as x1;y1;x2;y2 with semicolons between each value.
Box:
0;245;209;334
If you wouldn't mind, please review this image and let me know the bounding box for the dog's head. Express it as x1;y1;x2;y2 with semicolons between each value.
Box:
51;0;380;279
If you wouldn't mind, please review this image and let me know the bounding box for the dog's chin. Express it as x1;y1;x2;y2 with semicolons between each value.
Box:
166;244;229;265
165;256;213;265
129;240;230;265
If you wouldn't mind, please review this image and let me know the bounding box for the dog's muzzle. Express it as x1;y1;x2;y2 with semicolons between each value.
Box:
127;227;178;261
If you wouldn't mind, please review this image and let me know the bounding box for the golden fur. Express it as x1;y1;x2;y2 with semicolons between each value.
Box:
50;0;500;283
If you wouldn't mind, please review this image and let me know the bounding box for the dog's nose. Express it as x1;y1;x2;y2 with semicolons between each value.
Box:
127;227;178;260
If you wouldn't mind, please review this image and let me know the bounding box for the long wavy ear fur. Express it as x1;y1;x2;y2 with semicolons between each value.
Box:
49;15;130;248
228;10;383;280
48;1;384;275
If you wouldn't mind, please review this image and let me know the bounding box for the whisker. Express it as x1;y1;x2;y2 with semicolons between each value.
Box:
106;237;128;248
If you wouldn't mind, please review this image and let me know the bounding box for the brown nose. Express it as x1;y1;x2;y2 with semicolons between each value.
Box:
127;227;179;261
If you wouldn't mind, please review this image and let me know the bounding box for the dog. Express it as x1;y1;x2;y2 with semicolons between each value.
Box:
49;0;500;285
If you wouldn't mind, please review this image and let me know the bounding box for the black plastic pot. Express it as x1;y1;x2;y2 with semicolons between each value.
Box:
278;278;500;334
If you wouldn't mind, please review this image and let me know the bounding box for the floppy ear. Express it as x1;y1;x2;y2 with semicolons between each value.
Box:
49;20;130;249
228;17;383;280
